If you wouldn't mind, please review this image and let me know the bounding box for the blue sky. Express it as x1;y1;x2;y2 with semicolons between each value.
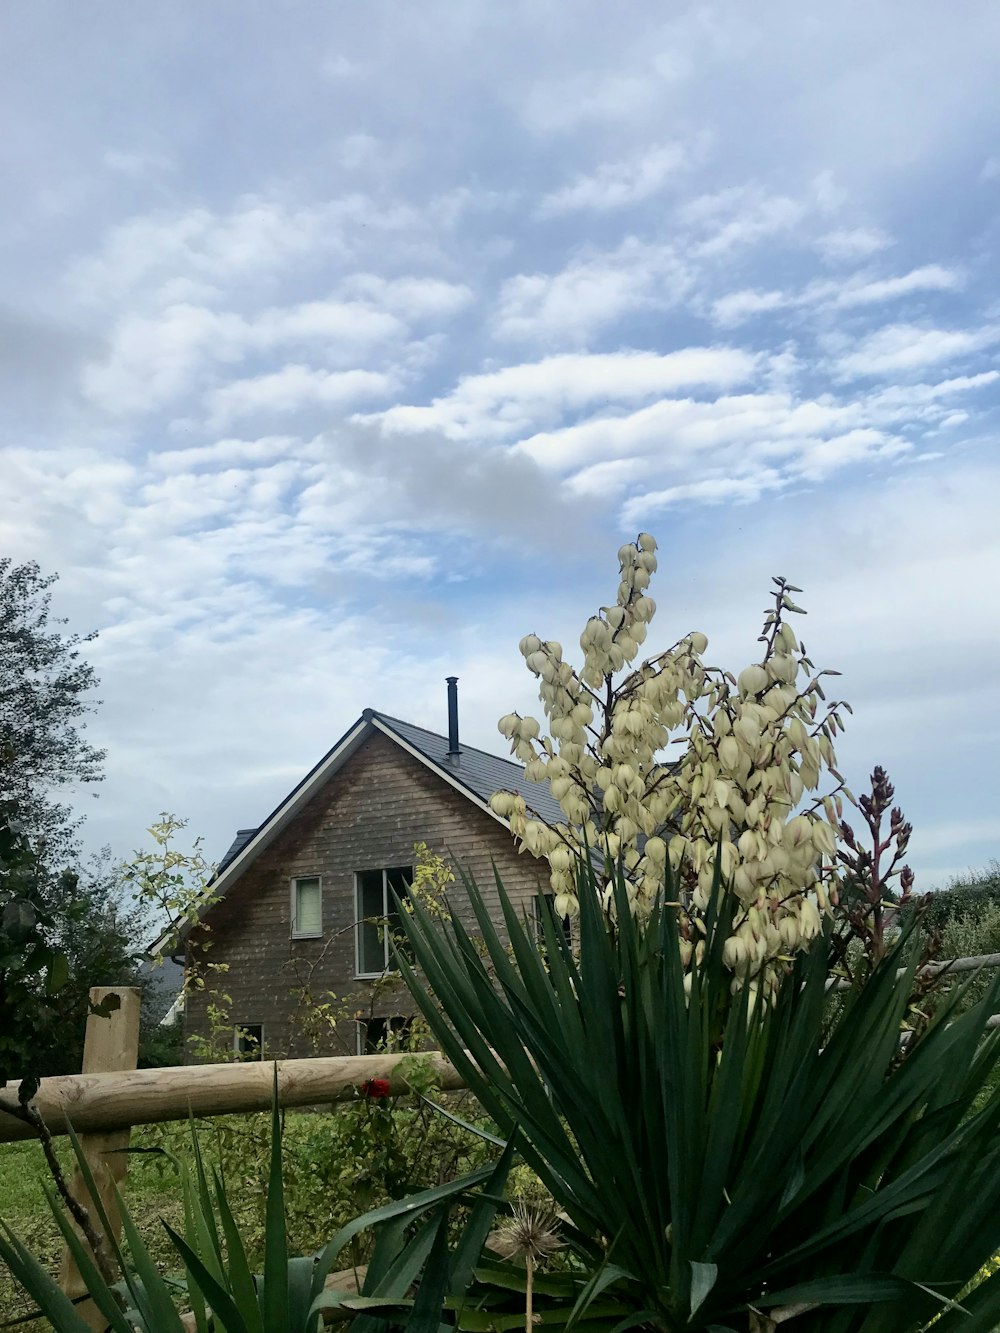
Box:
1;1;997;888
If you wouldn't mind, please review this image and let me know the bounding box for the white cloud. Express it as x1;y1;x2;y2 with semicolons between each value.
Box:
154;436;301;473
537;143;686;217
834;323;1000;378
816;228;894;263
711;264;963;326
208;366;397;426
790;427;910;479
493;238;692;345
832;264;963;308
711;288;788;325
81;298;405;415
680;185;807;258
510;366;996;521
622;472;788;518
254;300;402;345
371;347;759;441
70;200;335;307
848;372;998;422
337;274;474;321
67;195;422;309
82;304;245;415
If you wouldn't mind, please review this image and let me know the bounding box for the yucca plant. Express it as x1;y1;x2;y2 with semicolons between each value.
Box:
395;857;1000;1333
0;1071;510;1332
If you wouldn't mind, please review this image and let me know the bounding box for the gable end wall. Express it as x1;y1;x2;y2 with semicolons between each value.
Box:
185;730;549;1059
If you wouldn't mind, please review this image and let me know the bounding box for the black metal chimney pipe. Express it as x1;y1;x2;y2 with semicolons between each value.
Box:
446;676;461;756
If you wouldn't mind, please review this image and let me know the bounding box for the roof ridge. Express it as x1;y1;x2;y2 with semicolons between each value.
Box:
370;709;525;771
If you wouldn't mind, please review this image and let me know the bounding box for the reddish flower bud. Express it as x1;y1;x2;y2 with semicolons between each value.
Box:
359;1078;392;1099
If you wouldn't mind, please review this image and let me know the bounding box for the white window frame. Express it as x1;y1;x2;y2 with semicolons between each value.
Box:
354;867;412;978
234;1022;265;1059
290;874;323;939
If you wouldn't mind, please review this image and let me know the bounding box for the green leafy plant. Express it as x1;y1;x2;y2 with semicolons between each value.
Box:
396;855;1000;1333
0;557;105;870
0;802;71;1094
0;1070;509;1332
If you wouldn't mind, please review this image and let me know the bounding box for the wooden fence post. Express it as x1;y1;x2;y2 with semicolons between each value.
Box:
58;985;141;1329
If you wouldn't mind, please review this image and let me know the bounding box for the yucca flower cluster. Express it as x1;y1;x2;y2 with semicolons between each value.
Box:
491;534;852;980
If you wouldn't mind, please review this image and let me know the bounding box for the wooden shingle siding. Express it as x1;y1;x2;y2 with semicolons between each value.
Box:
185;730;549;1059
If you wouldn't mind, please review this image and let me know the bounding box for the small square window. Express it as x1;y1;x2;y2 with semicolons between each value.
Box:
235;1023;264;1060
292;876;322;938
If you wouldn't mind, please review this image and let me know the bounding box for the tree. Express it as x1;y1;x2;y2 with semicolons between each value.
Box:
38;852;153;1076
0;800;153;1084
0;800;71;1090
491;533;853;988
0;564;162;1078
0;558;105;865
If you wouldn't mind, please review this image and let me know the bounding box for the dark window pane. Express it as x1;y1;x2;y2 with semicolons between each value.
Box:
386;866;412;897
385;867;414;969
236;1024;263;1059
362;1014;413;1054
359;869;385;917
357;870;387;973
356;868;415;975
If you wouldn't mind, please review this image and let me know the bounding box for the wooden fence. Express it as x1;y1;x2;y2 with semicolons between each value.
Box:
0;988;464;1328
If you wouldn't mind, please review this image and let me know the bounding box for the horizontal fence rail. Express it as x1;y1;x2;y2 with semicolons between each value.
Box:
829;951;1000;991
0;1051;466;1144
6;953;1000;1144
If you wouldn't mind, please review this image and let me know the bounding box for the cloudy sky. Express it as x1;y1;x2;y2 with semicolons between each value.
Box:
2;1;998;889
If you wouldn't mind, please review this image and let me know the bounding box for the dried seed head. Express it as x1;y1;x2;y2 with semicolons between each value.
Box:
495;1204;562;1263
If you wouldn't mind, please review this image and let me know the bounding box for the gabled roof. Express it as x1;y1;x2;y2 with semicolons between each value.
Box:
202;707;563;916
373;710;565;827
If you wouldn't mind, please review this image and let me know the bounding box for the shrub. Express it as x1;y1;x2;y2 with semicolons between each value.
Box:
397;854;1000;1333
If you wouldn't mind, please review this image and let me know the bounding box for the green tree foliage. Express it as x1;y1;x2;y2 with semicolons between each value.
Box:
0;558;105;865
919;860;1000;929
37;854;154;1077
0;562;174;1077
0;802;155;1083
0;802;72;1092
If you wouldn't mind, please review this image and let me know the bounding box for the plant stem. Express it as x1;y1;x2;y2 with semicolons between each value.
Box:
526;1253;534;1332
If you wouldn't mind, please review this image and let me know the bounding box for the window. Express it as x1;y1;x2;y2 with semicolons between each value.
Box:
357;1014;414;1055
291;875;322;938
355;866;413;976
532;893;572;948
234;1023;264;1059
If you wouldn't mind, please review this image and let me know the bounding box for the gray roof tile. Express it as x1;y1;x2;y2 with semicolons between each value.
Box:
371;711;566;826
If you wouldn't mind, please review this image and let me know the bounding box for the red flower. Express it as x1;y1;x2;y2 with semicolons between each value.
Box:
359;1078;392;1100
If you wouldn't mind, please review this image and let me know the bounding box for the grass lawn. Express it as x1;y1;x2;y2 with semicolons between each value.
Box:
1;1124;216;1327
0;1089;494;1327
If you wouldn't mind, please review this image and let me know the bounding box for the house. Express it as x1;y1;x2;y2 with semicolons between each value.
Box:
183;679;563;1061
